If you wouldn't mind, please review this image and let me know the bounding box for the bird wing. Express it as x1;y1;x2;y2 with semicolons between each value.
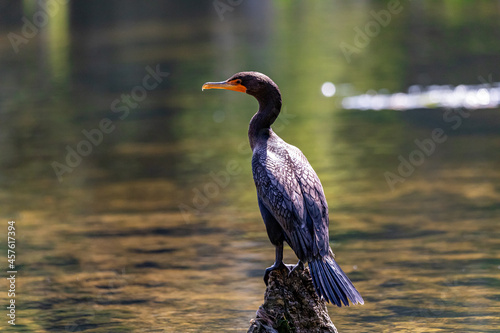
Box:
286;144;330;257
252;138;330;261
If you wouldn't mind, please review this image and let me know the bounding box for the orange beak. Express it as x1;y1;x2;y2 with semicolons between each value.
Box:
202;79;247;93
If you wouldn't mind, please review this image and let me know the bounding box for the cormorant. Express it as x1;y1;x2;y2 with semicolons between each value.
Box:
202;72;364;307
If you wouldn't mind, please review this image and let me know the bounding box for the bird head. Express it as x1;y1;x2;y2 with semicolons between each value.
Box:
202;71;280;100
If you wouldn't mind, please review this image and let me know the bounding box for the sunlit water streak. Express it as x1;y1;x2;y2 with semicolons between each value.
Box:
341;83;500;111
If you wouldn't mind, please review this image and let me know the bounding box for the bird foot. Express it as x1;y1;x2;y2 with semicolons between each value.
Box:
288;260;304;276
264;261;289;286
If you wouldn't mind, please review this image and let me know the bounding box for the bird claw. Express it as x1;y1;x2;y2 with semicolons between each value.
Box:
287;260;304;276
263;261;288;286
263;261;305;285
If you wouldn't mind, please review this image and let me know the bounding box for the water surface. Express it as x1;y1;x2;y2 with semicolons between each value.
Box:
1;1;500;332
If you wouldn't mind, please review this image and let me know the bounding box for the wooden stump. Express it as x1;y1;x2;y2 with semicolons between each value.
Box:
248;264;338;333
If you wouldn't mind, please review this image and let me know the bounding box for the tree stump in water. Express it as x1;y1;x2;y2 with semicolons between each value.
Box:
247;264;338;333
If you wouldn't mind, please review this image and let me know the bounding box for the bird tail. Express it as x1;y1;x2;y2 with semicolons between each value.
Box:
309;254;364;307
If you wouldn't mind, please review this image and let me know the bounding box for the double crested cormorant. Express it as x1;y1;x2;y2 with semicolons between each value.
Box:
202;72;364;307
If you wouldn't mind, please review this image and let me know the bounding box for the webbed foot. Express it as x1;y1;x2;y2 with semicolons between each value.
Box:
264;261;288;286
288;260;304;276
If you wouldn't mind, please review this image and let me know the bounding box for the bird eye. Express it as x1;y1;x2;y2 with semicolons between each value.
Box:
236;79;242;84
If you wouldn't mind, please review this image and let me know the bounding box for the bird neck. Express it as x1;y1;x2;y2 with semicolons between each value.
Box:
248;94;282;150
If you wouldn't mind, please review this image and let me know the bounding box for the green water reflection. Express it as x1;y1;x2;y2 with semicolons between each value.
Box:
1;1;500;332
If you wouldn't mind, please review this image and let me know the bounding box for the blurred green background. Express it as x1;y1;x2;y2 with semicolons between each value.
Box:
1;1;500;332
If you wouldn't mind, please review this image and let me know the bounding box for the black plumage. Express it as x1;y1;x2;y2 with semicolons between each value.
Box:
202;72;364;307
